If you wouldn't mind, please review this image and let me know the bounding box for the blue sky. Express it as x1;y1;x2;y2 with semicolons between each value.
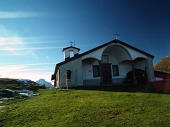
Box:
0;0;170;83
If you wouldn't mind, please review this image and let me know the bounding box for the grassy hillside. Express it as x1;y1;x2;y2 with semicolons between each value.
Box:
154;56;170;74
1;85;170;127
0;78;45;91
0;78;23;90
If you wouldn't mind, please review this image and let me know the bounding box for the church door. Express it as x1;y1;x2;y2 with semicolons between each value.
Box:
101;64;112;85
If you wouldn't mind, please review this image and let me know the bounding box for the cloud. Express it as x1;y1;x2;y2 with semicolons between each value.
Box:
0;25;34;57
0;25;24;44
25;49;38;60
0;63;54;83
0;36;26;56
0;36;27;56
0;62;56;66
0;46;63;51
0;25;63;56
0;11;46;18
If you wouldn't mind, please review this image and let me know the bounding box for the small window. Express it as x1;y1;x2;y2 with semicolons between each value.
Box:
69;50;74;57
102;55;109;63
93;65;100;77
112;65;119;76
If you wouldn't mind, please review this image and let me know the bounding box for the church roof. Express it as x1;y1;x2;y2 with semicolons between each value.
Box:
54;39;154;73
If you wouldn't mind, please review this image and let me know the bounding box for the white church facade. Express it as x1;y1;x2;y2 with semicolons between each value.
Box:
51;39;155;88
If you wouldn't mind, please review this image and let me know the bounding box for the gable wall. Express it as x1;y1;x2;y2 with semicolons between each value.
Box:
82;47;106;60
82;43;149;61
59;57;83;87
122;45;148;60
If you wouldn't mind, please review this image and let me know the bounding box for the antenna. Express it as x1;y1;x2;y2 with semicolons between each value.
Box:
74;40;75;47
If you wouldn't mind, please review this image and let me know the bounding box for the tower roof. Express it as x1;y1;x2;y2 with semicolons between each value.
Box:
62;46;80;52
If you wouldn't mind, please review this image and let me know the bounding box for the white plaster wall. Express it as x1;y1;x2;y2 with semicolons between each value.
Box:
56;69;60;88
106;43;147;60
82;60;100;80
103;45;131;63
63;50;70;59
120;44;147;60
119;61;132;78
82;43;148;62
145;57;155;82
134;59;146;70
82;60;101;86
59;57;83;87
82;62;93;80
63;47;79;59
82;47;105;60
106;53;118;64
82;52;132;82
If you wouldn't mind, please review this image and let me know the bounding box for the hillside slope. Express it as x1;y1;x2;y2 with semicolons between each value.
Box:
154;56;170;74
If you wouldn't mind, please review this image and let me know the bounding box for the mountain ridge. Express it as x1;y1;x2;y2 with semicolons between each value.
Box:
36;79;53;88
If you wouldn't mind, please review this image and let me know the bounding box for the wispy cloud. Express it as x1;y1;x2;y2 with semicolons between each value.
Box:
0;64;54;83
0;11;46;18
0;25;63;59
25;49;38;60
0;46;63;51
0;25;63;56
0;62;57;66
0;36;26;56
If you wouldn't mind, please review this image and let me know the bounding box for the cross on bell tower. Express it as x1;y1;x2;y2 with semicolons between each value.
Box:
113;32;120;39
70;41;73;46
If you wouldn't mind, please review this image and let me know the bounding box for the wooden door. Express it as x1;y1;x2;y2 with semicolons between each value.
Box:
101;64;112;84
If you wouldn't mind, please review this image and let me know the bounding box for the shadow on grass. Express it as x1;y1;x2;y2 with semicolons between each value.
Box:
72;83;170;94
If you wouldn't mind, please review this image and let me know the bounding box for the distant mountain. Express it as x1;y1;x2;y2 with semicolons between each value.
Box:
36;79;53;88
154;56;170;74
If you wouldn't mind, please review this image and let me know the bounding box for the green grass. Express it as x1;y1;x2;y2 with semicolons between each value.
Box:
0;78;20;90
1;86;170;127
0;78;17;81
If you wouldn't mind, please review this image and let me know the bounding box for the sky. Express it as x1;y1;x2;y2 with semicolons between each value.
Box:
0;0;170;84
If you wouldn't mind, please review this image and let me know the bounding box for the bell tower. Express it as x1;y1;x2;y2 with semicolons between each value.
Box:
62;42;80;61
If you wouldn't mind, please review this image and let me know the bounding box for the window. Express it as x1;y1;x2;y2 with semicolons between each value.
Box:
102;55;109;63
112;65;119;76
93;65;100;77
69;50;74;57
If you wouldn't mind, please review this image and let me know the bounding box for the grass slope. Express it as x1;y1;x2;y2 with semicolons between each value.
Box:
1;86;170;127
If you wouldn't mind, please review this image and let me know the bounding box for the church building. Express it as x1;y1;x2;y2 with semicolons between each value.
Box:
51;39;155;88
